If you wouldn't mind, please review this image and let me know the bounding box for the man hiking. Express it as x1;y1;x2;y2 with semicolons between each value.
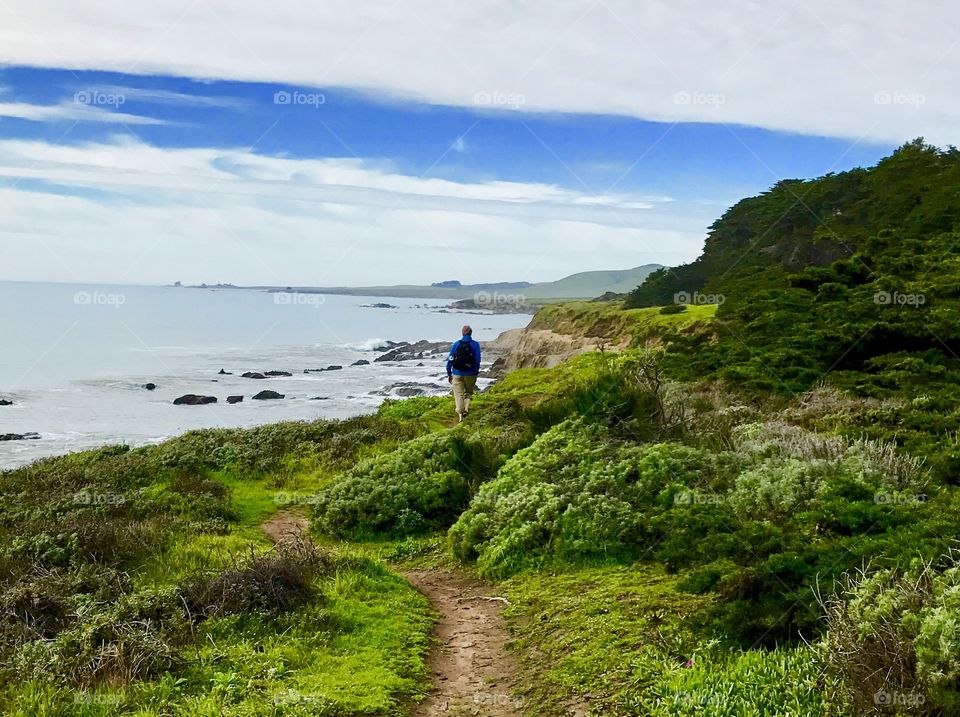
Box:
446;325;481;422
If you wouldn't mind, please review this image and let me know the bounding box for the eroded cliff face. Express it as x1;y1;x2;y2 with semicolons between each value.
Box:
486;328;595;374
486;323;632;375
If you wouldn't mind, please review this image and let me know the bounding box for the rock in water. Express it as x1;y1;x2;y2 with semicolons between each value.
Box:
226;395;244;404
375;340;448;362
143;383;157;391
351;359;370;366
264;370;293;377
173;394;218;405
0;432;40;441
252;390;285;400
304;365;343;373
0;399;12;406
372;381;446;397
241;372;266;379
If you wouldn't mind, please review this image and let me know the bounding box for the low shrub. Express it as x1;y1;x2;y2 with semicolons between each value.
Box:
449;419;718;578
821;557;960;715
312;432;473;538
10;587;191;687
181;538;332;620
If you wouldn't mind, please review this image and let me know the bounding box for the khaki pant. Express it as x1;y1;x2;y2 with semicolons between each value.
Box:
451;375;477;415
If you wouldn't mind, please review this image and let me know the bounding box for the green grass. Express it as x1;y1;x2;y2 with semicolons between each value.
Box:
0;418;438;716
528;301;716;344
0;557;432;716
500;564;844;717
501;565;711;717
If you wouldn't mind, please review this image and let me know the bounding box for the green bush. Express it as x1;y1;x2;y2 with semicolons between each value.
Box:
822;558;960;715
312;432;473;538
449;419;716;578
10;587;191;687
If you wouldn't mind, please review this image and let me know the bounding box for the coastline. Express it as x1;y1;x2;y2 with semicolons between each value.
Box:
0;326;523;471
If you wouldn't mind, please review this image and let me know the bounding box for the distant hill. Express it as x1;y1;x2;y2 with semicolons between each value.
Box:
187;264;665;301
521;264;663;299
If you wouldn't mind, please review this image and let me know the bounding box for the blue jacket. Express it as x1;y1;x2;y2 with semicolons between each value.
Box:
446;336;481;377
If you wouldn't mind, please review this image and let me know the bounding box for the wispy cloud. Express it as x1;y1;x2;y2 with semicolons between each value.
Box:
0;137;700;285
0;101;165;125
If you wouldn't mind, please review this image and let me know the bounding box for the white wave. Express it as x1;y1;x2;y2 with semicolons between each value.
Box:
341;338;390;352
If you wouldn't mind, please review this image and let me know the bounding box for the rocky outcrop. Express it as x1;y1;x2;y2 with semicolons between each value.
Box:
0;432;39;441
252;390;285;400
227;395;243;404
143;383;157;391
304;365;342;373
0;399;12;406
372;381;447;398
241;372;266;379
484;327;615;376
173;394;217;405
375;340;448;362
351;359;370;366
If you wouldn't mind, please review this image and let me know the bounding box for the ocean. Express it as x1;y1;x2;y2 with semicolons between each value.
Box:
0;282;529;469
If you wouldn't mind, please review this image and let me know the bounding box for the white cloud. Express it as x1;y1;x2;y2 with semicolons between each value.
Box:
0;1;956;143
0;138;702;285
0;101;165;124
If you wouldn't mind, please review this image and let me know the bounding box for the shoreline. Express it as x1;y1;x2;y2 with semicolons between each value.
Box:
0;329;523;472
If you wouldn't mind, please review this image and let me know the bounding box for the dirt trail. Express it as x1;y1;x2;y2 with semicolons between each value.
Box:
406;569;523;717
260;509;309;543
260;511;523;715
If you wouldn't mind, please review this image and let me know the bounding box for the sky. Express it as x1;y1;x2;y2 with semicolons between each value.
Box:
0;1;956;286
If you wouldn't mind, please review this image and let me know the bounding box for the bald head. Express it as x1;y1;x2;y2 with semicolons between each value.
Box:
462;325;472;336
